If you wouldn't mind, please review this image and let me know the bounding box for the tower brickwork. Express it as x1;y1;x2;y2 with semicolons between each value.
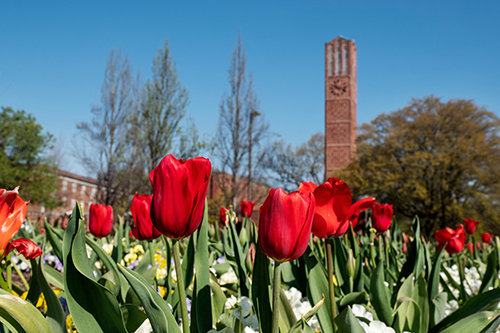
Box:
325;37;357;177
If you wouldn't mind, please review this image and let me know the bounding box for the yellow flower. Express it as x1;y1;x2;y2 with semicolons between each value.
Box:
66;314;78;332
133;245;144;254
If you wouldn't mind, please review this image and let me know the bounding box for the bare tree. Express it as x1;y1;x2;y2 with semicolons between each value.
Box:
216;35;268;206
76;49;136;206
132;38;189;172
263;133;325;192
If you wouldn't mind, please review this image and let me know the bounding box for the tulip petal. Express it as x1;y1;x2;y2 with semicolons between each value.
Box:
0;188;29;253
7;238;42;259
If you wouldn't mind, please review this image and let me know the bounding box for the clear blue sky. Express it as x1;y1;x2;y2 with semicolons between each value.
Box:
1;1;499;175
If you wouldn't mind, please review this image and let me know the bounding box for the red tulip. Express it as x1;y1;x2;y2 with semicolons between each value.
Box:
298;181;318;194
258;188;315;262
130;193;161;241
220;207;228;225
89;204;113;238
149;154;211;240
0;188;41;259
466;243;475;253
435;225;467;254
464;218;479;234
129;231;135;239
372;204;394;233
481;233;491;244
240;201;256;218
402;243;408;254
309;178;352;238
342;197;377;231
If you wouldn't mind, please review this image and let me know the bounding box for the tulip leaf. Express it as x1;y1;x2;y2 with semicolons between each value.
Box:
436;311;500;333
280;287;298;331
111;216;124;265
181;233;196;290
369;263;393;326
118;264;181;333
44;220;63;262
479;250;498;293
62;203;128;333
0;288;51;333
429;288;500;333
29;258;66;333
303;247;334;333
414;274;429;333
252;241;272;333
86;235;129;303
191;199;213;333
431;292;448;327
429;246;446;303
339;291;368;307
42;264;64;290
334;306;365;333
227;217;250;297
209;279;227;325
121;304;148;333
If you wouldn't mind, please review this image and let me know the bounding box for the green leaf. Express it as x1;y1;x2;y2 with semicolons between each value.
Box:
430;288;500;333
227;218;249;297
42;264;64;290
29;258;66;333
334;306;365;333
62;203;128;333
429;246;446;303
436;311;500;333
0;289;51;333
112;216;124;265
192;199;212;332
479;250;498;293
303;247;334;333
431;292;448;327
118;264;181;333
369;263;393;326
44;220;63;262
181;234;195;289
339;291;368;307
413;274;429;333
86;235;129;302
251;242;272;333
209;279;227;326
121;304;148;333
279;287;298;331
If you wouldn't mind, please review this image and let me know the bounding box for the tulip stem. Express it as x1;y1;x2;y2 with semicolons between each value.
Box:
272;261;282;333
11;260;29;290
149;241;157;291
326;238;338;332
173;240;190;332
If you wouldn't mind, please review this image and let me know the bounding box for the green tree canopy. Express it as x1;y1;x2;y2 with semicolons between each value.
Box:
0;106;59;208
338;96;500;237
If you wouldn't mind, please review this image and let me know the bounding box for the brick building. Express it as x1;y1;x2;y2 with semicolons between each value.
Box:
325;37;357;177
27;170;101;228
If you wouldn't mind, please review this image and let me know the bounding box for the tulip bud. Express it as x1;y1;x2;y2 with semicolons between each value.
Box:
402;242;408;254
347;248;356;277
208;223;215;238
246;243;256;273
239;227;248;247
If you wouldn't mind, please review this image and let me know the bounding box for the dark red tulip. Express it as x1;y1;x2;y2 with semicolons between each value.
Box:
240;201;256;218
129;231;135;239
310;178;352;238
435;225;466;254
402;242;408;254
464;219;480;234
481;233;492;244
466;243;474;253
130;193;161;241
372;204;394;233
149;154;211;240
258;188;315;262
89;204;113;238
341;197;377;234
0;188;41;259
220;207;228;225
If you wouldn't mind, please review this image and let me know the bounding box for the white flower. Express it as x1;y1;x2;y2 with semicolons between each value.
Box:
231;297;253;319
225;295;238;310
207;328;235;333
102;243;113;255
352;304;374;322
369;320;395;333
220;267;238;285
134;318;153;333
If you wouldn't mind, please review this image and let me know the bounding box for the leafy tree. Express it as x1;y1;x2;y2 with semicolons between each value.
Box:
263;133;325;192
0;107;59;208
338;96;500;237
215;34;268;206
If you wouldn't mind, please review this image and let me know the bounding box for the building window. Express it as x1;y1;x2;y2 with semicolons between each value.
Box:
40;204;45;213
72;183;77;193
62;196;67;206
90;188;96;200
71;198;76;208
81;201;85;211
62;180;68;191
81;185;86;195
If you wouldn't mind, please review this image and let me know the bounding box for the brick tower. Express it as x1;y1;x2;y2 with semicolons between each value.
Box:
325;37;357;177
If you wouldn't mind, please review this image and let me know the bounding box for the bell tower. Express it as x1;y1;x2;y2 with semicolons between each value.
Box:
325;37;357;177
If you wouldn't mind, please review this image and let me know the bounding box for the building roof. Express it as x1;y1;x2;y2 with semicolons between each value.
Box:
57;170;99;185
